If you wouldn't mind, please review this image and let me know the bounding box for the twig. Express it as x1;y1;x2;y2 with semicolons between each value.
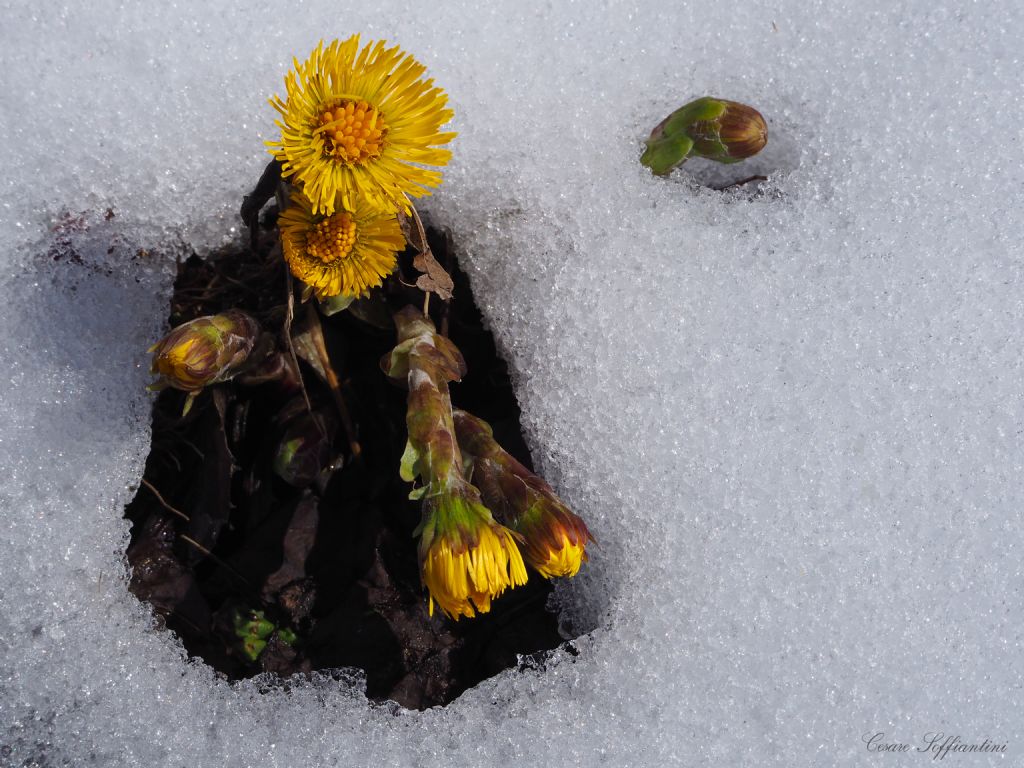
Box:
179;534;254;590
179;436;205;461
404;194;430;252
163;608;205;636
274;180;318;426
217;273;261;294
141;478;190;522
240;159;283;253
142;479;259;595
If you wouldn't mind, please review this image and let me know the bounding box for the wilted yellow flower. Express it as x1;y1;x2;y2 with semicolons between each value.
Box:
268;36;456;215
417;491;528;620
277;189;405;299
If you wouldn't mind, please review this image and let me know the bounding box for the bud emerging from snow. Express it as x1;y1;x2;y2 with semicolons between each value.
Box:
641;97;767;175
687;98;767;163
453;409;594;579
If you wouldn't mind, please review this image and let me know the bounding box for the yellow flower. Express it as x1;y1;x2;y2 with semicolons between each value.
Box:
520;514;592;579
418;492;528;620
277;189;405;299
452;409;595;579
268;36;456;215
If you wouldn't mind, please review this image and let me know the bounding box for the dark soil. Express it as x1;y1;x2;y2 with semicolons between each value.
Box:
124;203;571;710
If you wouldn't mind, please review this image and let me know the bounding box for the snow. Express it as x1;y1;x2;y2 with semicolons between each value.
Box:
2;1;1023;766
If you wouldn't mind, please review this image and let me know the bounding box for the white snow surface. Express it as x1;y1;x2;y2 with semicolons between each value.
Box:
2;1;1023;766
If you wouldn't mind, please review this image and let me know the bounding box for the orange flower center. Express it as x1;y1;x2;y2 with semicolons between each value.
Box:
306;212;357;264
318;100;387;164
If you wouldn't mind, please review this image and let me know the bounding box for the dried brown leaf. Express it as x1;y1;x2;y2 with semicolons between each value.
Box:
413;252;454;301
400;201;454;301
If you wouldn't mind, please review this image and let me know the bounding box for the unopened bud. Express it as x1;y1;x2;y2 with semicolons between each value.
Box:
641;97;767;175
149;310;262;393
688;98;767;163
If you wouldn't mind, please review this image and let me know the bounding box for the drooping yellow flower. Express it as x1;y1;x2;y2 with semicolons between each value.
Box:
277;189;405;299
452;409;595;578
418;491;528;620
268;36;456;215
519;513;592;579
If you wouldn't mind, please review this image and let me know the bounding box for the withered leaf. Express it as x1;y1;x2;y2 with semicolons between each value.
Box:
396;207;426;254
399;204;454;301
413;252;455;301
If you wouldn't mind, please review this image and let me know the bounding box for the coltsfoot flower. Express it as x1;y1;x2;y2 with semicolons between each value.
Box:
385;307;528;618
417;487;528;620
278;189;405;299
268;36;456;215
149;310;261;394
454;409;594;578
641;96;767;175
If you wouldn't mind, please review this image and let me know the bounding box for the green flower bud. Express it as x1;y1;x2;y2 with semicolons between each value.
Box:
641;97;767;175
148;310;262;394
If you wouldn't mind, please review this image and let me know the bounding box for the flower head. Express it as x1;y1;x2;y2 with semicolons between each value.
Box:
511;499;593;579
641;96;767;175
454;409;594;578
149;310;261;393
278;189;405;299
417;487;528;620
268;36;456;215
687;98;767;163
